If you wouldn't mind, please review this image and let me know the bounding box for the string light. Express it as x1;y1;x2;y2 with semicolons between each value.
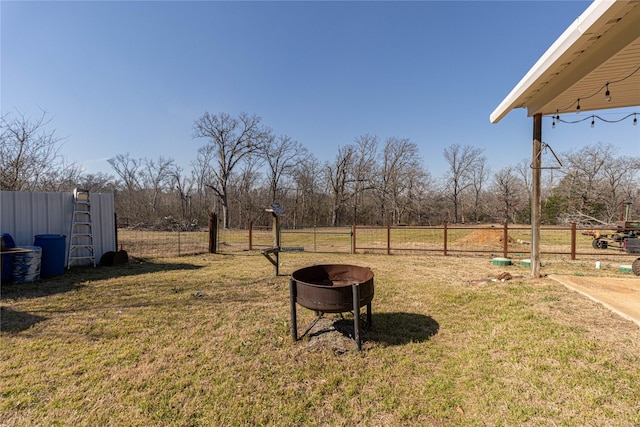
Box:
555;65;640;113
551;112;639;127
548;65;639;127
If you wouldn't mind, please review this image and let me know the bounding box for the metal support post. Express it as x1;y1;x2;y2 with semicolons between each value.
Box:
352;283;362;351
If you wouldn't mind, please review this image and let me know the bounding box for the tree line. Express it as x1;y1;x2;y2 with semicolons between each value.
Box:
2;110;639;229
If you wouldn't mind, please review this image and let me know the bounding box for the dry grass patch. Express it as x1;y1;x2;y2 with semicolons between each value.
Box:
2;252;639;426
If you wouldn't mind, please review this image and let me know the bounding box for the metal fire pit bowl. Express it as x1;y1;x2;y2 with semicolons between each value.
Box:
290;264;374;351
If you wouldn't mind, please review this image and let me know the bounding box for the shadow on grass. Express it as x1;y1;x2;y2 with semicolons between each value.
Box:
334;311;439;346
0;260;204;300
0;306;47;333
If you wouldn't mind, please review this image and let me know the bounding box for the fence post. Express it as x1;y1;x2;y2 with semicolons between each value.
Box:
443;221;448;256
249;221;253;251
208;212;217;254
387;222;391;255
571;222;576;260
503;221;509;258
351;223;356;254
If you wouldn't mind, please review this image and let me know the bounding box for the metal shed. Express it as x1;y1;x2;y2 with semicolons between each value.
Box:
1;191;116;268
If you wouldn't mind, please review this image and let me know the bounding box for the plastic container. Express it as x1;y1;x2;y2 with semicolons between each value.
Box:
11;246;42;283
33;234;66;277
2;233;16;282
619;265;633;273
492;257;512;266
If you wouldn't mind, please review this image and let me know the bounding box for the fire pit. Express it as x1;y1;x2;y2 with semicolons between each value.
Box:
290;264;374;351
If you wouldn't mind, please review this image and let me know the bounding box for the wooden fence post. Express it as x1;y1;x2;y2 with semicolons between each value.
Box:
443;221;448;256
571;222;576;260
351;223;356;254
503;221;509;258
248;221;253;251
208;212;217;254
387;222;391;255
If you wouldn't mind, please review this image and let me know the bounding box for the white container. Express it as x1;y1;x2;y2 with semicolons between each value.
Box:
11;246;42;283
595;261;601;269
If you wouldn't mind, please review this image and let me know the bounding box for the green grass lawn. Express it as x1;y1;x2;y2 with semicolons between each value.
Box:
2;252;639;426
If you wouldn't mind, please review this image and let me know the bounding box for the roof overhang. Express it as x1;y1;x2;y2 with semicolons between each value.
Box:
490;0;640;123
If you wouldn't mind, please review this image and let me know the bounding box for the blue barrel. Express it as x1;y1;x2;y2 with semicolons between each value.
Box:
33;234;66;277
2;233;16;282
12;246;42;283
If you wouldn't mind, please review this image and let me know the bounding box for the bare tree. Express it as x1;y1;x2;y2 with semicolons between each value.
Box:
108;153;142;194
399;160;430;225
292;155;323;227
599;153;640;222
326;145;355;226
171;166;195;222
562;142;611;215
0;110;80;191
192;112;270;228
261;134;309;203
78;172;117;193
140;156;175;215
229;154;264;228
492;166;525;223
37;158;85;192
191;143;217;220
378;137;426;224
442;144;484;223
515;159;533;199
512;158;536;224
554;142;624;220
349;134;378;224
108;153;144;222
469;155;489;222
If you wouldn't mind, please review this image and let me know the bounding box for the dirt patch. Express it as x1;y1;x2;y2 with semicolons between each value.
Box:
456;229;515;245
469;272;526;286
296;316;366;355
550;274;640;328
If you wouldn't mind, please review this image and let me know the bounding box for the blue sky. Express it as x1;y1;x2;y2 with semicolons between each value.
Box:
2;1;638;180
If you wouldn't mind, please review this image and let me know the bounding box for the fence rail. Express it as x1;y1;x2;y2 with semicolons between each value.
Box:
117;222;640;260
353;222;639;259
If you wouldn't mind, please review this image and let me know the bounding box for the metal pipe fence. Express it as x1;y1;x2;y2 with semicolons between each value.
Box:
353;222;639;259
117;222;639;260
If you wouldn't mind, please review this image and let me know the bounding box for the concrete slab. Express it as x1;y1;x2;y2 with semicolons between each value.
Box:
549;275;640;328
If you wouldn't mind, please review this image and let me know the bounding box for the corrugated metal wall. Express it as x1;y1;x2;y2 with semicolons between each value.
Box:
0;191;116;265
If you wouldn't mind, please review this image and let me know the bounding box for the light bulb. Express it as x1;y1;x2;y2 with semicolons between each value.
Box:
605;83;611;101
591;118;595;128
576;99;581;114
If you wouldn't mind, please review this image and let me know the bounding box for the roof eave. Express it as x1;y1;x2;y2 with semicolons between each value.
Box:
490;0;627;124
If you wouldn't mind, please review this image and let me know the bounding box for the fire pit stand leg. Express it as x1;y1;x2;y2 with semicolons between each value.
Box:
290;279;298;341
352;283;362;351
